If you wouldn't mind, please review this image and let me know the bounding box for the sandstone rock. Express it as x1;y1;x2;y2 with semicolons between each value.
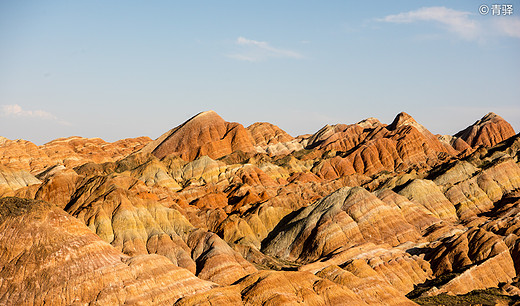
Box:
304;112;458;176
300;242;432;296
0;165;40;196
349;138;403;175
422;226;517;296
34;168;78;209
386;112;458;156
262;186;424;262
427;227;514;277
1;110;519;305
0;136;150;174
0;197;215;305
187;229;257;285
264;140;305;156
316;265;416;305
398;179;458;221
141;111;256;161
312;156;356;180
305;117;385;152
434;251;516;295
175;286;243;305
374;189;440;231
61;174;197;270
432;160;478;187
247;122;294;146
127;157;182;189
236;270;368;305
453;112;516;148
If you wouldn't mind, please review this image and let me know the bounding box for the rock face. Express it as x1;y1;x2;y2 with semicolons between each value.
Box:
247;122;304;156
303;112;458;176
247;122;294;147
0;165;40;196
141;111;256;161
0;136;151;174
453;112;516;148
261;186;423;262
0;197;216;305
425;227;516;295
1;110;519;305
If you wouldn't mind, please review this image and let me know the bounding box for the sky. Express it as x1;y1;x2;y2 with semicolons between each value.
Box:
1;1;519;145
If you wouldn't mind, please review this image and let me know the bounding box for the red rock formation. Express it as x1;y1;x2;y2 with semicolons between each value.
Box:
262;186;425;262
425;227;516;295
0;197;216;305
141;111;256;161
236;270;369;305
305;118;384;152
304;112;459;176
247;122;294;147
316;265;416;305
1;110;519;304
454;112;516;148
0;165;40;196
312;156;356;180
0;136;150;173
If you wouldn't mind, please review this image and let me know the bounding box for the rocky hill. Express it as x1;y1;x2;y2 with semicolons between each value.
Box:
1;111;519;305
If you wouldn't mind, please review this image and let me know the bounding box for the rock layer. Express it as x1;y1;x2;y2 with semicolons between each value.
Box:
142;111;256;161
0;110;518;305
0;197;216;305
453;112;516;148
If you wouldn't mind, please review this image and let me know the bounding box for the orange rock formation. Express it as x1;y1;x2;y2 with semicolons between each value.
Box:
1;110;519;305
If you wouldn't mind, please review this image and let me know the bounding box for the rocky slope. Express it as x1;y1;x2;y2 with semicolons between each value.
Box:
453;112;515;149
0;136;151;174
1;110;519;305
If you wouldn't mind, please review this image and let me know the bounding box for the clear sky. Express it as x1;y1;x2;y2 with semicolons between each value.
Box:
1;1;519;145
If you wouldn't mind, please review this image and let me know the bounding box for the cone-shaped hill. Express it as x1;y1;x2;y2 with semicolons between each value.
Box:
140;110;256;161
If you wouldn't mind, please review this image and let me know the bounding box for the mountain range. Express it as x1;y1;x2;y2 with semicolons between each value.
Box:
1;110;519;305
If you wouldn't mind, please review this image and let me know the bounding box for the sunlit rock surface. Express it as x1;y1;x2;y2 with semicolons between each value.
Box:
1;111;519;304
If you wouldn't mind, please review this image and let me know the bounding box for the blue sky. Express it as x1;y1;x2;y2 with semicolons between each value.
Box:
1;1;519;144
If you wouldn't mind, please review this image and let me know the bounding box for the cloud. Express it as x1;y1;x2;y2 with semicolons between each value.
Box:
378;7;479;39
229;37;304;61
1;104;70;125
493;17;520;38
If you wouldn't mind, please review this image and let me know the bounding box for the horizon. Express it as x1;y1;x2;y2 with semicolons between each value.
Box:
1;109;514;146
1;1;519;145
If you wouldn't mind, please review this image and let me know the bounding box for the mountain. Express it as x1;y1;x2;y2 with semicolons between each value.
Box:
1;110;519;305
0;136;151;173
140;110;256;161
453;112;516;148
0;197;218;304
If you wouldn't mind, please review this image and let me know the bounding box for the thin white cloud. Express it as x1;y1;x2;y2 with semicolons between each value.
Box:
493;17;520;38
229;37;304;62
1;104;70;125
1;104;56;119
378;7;479;40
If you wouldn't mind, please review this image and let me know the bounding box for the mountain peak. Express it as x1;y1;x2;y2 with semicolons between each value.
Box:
482;112;498;121
183;110;225;126
141;111;254;160
454;112;515;148
356;117;382;129
192;110;221;119
387;112;418;131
